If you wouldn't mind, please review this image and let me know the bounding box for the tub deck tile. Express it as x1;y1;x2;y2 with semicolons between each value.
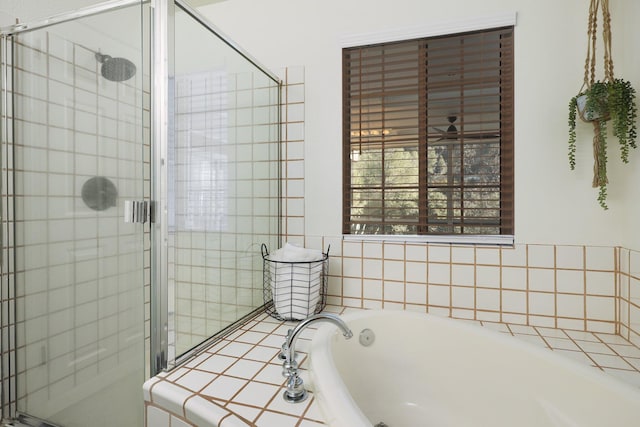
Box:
149;305;640;426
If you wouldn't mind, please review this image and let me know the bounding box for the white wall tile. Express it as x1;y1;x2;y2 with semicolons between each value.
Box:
451;286;474;309
586;296;616;321
428;262;449;285
383;280;404;302
451;246;474;264
476;265;500;288
501;244;526;266
383;243;404;260
528;292;555;316
502;290;527;314
406;283;426;305
528;245;555;268
630;250;640;278
286;84;304;104
286;122;304;141
428;284;450;307
501;267;526;290
451;264;474;287
286;67;305;85
405;244;427;262
586;246;615;271
146;404;171;427
586;271;616;296
362;279;382;300
383;260;404;282
529;268;555;292
476;288;500;311
362;258;382;280
556;269;584;294
476;246;500;265
428;245;450;263
405;261;427;283
342;277;362;299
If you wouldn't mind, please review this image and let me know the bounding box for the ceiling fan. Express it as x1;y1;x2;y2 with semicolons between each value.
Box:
430;115;500;142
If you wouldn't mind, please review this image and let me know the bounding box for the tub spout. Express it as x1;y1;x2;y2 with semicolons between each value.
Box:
282;313;353;403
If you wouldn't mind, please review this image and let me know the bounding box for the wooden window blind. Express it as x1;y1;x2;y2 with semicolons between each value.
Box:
342;27;514;236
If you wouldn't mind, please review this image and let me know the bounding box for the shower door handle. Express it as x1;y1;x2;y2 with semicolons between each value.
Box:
124;200;152;223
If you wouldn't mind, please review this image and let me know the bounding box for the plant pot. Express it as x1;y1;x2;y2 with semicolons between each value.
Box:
576;93;610;122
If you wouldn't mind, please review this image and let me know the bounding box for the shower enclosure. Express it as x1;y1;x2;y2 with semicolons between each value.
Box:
0;1;281;426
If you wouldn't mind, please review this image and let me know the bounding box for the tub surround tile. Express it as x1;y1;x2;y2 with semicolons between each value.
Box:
148;380;200;420
226;403;262;424
197;354;237;374
171;414;196;427
232;381;279;407
319;239;640;338
145;306;640;427
556;246;584;269
146;404;171;427
201;376;247;401
361;242;381;259
185;395;238;427
405;244;427;262
254;410;301;427
527;244;555;269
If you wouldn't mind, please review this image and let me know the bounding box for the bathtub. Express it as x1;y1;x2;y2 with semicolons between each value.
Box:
308;310;640;427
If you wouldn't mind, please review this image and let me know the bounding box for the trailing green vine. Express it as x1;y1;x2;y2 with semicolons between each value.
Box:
568;96;578;170
593;119;609;209
567;79;637;210
608;78;638;163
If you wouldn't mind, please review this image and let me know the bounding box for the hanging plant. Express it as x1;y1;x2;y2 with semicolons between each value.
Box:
567;0;638;209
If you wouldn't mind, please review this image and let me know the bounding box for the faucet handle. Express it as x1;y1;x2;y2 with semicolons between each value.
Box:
282;357;298;378
279;329;295;360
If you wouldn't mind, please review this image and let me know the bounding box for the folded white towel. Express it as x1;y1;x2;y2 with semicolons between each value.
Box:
269;242;323;263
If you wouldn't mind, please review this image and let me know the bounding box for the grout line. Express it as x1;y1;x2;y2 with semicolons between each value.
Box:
583;245;588;332
553;245;558;329
525;244;530;326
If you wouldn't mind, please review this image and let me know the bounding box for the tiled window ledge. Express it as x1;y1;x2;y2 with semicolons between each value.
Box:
144;305;640;427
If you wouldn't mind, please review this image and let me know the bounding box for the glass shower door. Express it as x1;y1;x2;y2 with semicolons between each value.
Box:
7;2;147;426
167;2;281;362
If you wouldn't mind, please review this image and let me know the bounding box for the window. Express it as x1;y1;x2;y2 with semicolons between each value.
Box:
342;27;514;238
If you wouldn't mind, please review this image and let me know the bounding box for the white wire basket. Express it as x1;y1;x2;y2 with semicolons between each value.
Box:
261;243;329;321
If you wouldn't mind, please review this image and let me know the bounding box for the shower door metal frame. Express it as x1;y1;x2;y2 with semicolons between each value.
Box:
150;0;172;375
0;0;148;423
0;0;143;36
0;31;14;422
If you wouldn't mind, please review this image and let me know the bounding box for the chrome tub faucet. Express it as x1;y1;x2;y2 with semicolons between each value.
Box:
281;313;353;403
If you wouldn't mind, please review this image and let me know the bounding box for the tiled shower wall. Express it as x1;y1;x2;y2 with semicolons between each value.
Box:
1;31;149;418
280;66;639;341
170;68;280;355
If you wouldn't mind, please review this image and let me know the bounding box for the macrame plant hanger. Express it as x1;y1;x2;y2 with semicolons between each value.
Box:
580;0;614;189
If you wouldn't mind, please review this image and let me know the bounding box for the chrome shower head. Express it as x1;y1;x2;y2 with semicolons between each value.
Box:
95;52;136;82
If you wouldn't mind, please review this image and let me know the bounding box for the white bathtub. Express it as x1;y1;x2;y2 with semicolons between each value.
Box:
309;310;640;427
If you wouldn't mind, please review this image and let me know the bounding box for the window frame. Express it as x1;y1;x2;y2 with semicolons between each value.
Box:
340;13;516;246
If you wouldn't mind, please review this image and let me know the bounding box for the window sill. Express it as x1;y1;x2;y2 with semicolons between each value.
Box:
342;234;514;247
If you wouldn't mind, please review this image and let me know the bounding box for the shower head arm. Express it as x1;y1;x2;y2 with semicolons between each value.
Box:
94;52;112;64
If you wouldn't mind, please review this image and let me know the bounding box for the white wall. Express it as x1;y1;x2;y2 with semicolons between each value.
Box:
201;0;640;248
617;0;640;250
